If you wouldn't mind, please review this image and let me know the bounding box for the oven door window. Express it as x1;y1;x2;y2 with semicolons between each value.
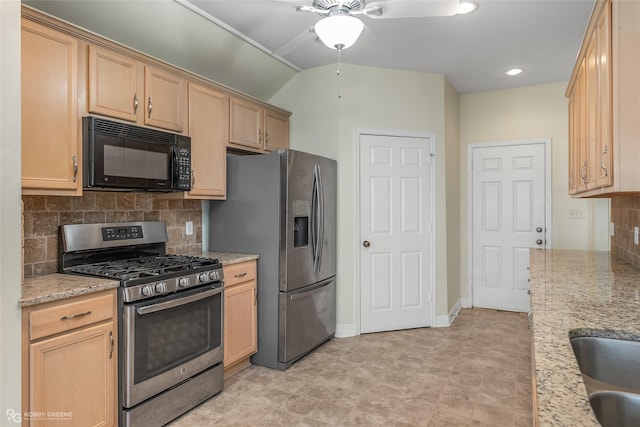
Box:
133;288;221;384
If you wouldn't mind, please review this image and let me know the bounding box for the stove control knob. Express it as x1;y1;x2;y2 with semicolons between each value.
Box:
155;282;166;293
198;273;208;283
178;278;189;288
141;285;154;297
209;271;219;281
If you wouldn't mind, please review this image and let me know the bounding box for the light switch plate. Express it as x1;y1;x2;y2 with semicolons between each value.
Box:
186;221;193;236
634;226;638;245
569;208;585;219
610;222;615;236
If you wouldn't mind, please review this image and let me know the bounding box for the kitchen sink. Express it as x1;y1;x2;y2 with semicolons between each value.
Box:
570;336;640;395
589;391;640;427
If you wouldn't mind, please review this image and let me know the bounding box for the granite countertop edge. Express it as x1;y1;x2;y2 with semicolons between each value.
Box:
20;252;259;307
530;249;640;426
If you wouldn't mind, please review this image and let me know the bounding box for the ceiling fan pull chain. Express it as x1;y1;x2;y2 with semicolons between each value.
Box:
337;46;342;99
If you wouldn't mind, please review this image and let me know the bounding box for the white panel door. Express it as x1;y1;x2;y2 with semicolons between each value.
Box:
472;143;546;312
360;134;433;333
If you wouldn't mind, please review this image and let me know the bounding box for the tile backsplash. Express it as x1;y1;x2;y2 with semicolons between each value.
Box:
611;196;640;268
23;193;202;278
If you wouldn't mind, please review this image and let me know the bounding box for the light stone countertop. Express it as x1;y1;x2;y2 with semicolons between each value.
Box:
20;252;258;307
20;274;120;307
202;252;259;266
530;249;640;426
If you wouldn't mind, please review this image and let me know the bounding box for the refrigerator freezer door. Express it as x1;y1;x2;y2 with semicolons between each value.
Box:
278;279;336;365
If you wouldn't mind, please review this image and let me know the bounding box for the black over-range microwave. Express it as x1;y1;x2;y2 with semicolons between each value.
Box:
82;116;192;192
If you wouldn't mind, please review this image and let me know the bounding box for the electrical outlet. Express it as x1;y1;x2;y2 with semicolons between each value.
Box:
634;226;638;245
610;222;615;236
569;208;585;219
186;221;193;236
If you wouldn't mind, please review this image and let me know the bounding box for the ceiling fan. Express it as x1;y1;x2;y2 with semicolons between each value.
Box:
290;0;463;50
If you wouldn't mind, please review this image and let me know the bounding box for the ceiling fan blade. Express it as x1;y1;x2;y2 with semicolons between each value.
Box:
272;25;316;56
364;0;459;19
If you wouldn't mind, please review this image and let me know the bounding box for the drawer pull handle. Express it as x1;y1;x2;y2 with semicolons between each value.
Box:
60;310;92;321
234;272;248;278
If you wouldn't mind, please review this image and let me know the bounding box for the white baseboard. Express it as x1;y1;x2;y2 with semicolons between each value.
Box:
335;323;357;338
435;299;463;327
461;297;472;308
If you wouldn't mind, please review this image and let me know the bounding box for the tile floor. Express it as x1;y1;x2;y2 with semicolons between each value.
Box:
169;308;533;426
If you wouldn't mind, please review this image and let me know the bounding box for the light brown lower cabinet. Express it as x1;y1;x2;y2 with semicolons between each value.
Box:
22;290;117;427
223;260;258;379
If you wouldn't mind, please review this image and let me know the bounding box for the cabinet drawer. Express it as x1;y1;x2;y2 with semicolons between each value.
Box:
29;292;115;341
223;261;257;287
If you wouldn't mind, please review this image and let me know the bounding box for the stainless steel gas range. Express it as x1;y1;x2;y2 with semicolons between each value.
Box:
59;221;224;427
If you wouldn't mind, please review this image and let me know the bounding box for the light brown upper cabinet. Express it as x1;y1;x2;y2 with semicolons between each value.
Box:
88;45;140;122
229;97;290;152
144;66;188;133
264;108;290;152
185;83;229;199
567;0;640;197
88;46;188;134
22;19;81;196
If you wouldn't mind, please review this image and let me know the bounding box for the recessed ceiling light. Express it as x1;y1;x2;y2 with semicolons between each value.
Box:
504;68;524;76
457;2;478;15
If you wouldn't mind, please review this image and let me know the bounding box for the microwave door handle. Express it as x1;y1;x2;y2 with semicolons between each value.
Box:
172;148;179;187
136;287;221;315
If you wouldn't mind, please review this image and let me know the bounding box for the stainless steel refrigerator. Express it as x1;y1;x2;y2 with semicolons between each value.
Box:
209;149;337;370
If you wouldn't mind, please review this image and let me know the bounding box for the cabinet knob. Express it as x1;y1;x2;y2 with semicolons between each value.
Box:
363;240;370;248
536;239;543;245
133;92;139;115
148;97;153;118
536;227;543;233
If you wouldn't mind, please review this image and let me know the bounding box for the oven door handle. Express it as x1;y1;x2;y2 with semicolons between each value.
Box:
136;287;221;315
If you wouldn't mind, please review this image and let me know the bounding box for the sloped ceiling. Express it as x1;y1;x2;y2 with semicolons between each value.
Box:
24;0;298;101
24;0;595;99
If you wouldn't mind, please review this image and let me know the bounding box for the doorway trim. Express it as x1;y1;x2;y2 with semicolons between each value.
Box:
466;138;552;308
353;128;437;335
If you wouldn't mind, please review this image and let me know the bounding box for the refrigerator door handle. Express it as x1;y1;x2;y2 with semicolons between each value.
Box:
317;164;325;271
311;164;320;273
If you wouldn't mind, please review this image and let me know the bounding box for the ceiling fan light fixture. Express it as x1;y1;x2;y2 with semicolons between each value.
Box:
314;15;364;50
457;2;478;15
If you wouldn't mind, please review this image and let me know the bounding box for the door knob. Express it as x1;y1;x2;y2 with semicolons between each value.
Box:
363;241;370;248
536;227;543;233
536;239;543;245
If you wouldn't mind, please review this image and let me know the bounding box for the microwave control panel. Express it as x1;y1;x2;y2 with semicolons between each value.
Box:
174;137;192;191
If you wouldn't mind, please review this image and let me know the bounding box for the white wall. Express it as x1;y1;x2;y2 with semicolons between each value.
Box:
1;0;23;417
459;82;610;301
271;64;453;331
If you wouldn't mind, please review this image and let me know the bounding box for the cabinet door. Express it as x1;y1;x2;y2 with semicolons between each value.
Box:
585;30;599;191
144;66;188;133
187;83;229;199
224;280;257;368
568;94;578;195
30;322;116;427
229;97;263;151
88;45;140;122
596;2;612;188
576;59;589;193
21;20;81;195
264;108;289;152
